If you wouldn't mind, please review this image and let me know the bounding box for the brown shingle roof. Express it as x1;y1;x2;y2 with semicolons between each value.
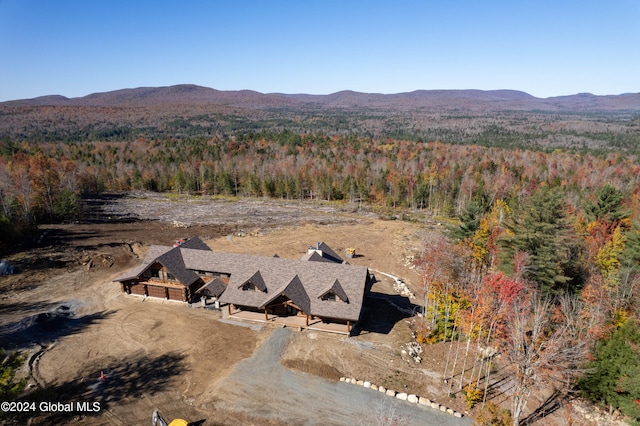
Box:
196;277;227;297
116;241;368;322
319;279;350;303
113;245;172;281
179;236;211;251
300;251;335;263
259;274;310;313
238;270;267;292
155;247;200;287
214;252;367;321
304;242;344;263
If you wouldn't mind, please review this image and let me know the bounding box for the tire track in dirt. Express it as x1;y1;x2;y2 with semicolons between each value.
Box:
28;343;51;387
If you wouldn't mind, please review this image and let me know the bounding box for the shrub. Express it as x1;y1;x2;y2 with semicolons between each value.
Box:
463;382;484;409
474;402;512;426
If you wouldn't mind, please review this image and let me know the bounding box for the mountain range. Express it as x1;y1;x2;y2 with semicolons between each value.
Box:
3;84;640;112
2;85;640;150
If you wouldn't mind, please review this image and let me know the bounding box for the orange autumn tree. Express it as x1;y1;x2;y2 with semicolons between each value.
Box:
467;199;511;273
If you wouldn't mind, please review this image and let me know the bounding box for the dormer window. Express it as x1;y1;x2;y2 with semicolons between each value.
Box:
242;281;259;291
166;272;176;281
321;292;337;302
318;279;349;304
238;271;267;292
150;269;160;279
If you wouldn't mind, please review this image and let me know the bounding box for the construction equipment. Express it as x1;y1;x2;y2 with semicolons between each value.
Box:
152;410;189;426
345;247;356;258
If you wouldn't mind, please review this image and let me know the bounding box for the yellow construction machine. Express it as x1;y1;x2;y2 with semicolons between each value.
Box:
152;410;188;426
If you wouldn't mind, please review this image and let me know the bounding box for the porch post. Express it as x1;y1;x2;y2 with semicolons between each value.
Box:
306;315;309;326
264;308;269;321
347;320;351;333
228;304;232;315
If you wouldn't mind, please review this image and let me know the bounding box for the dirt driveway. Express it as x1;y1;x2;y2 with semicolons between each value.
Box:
0;194;471;425
214;327;470;426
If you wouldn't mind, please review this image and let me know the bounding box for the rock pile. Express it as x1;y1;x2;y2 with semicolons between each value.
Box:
401;341;423;363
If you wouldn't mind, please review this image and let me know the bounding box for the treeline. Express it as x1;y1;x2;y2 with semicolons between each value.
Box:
417;184;640;424
3;104;640;153
2;131;640;247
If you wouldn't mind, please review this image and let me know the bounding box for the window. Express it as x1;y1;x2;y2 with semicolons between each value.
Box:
150;269;160;279
166;272;176;281
242;281;261;291
321;292;337;301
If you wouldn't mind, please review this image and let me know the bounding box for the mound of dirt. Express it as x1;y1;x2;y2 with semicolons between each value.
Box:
281;358;343;380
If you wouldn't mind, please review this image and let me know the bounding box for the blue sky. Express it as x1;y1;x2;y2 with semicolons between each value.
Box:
1;0;638;101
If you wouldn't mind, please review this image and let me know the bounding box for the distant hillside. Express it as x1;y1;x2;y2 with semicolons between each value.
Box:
1;85;640;150
4;85;640;112
2;85;299;109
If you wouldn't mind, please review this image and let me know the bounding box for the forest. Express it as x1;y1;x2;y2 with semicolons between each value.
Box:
1;124;640;423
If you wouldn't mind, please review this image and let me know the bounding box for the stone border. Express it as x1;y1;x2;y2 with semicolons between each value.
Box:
340;376;463;419
369;269;416;301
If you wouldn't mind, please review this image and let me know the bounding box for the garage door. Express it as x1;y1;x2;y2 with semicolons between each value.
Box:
147;285;166;299
167;287;184;301
130;284;146;295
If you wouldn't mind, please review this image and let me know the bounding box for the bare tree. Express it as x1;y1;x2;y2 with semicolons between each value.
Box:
504;295;588;426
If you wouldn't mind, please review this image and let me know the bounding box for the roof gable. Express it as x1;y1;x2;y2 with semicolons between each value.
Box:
114;244;173;281
319;279;349;303
306;242;343;264
196;277;227;297
300;251;334;263
179;237;211;251
260;275;310;313
238;270;267;292
318;242;343;262
156;248;200;287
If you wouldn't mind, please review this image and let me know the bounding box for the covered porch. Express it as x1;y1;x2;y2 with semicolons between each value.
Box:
226;305;352;335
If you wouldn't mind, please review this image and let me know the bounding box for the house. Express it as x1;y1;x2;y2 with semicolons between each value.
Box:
115;237;213;302
115;238;370;334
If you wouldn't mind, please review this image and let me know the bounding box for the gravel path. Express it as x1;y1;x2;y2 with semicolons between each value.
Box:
215;327;471;426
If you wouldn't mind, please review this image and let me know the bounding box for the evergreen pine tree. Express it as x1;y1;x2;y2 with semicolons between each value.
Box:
585;184;627;223
579;319;640;422
448;201;483;240
498;186;574;295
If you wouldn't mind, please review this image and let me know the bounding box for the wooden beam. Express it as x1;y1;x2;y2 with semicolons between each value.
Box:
264;308;269;321
306;315;309;326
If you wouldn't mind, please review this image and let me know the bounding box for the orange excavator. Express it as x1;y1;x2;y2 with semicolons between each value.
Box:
152;410;189;426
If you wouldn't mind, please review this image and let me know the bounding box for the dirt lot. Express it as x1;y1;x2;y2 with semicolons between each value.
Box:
0;194;602;425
